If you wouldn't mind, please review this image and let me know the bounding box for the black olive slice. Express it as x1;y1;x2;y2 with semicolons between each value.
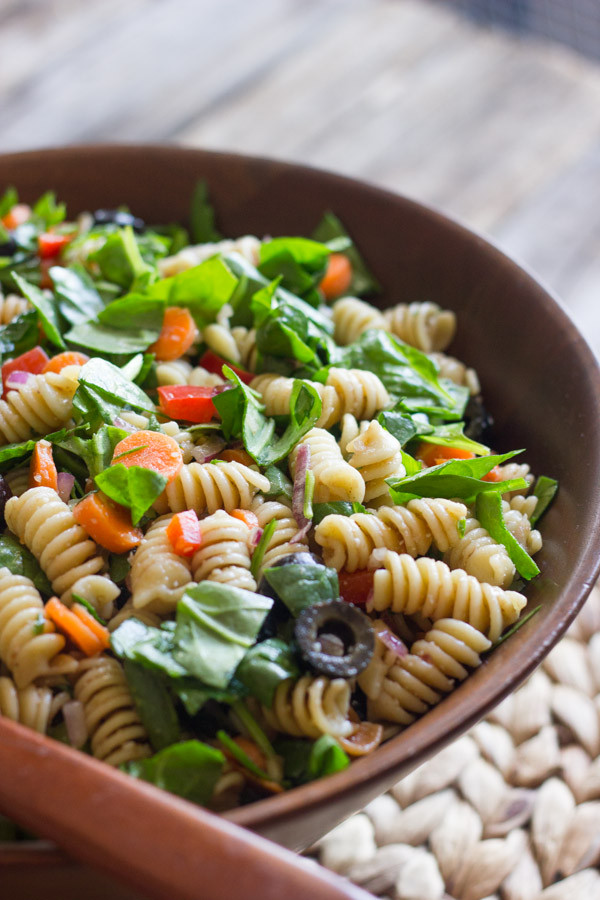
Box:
464;395;494;441
92;209;146;233
0;237;18;257
294;600;374;679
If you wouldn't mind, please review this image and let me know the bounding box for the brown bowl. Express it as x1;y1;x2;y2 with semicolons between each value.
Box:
2;145;600;895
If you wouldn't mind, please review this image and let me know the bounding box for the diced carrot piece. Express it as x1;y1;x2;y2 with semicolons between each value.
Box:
219;448;254;467
230;509;259;529
29;439;58;491
319;253;353;301
232;736;268;772
72;604;111;650
111;430;183;484
1;204;31;231
45;597;104;657
416;443;476;468
42;351;89;374
166;510;202;557
72;492;143;554
338;720;384;757
149;307;198;362
482;466;503;483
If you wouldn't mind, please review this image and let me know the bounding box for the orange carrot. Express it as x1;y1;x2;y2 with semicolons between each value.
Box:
230;508;259;529
72;603;111;650
149;306;198;362
319;253;353;301
166;510;202;557
482;465;502;483
111;430;183;484
338;721;384;757
28;439;58;491
42;351;89;374
416;443;476;468
45;597;104;657
219;448;254;467
232;736;268;771
72;492;143;554
1;203;31;231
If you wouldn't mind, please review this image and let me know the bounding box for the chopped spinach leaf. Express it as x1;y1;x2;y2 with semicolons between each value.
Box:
95;463;167;525
530;476;558;527
12;273;65;349
123;659;180;752
49;265;105;325
250;518;277;580
190;180;221;244
0;533;53;596
475;491;540;581
311;211;380;296
263;563;339;616
235;638;300;707
123;740;224;805
261;464;293;500
312;501;369;526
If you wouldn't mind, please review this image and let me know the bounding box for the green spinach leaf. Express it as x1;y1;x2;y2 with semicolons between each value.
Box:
475;491;540;580
12;273;65;349
123;740;224;805
190;180;221;244
0;533;53;595
235;638;300;707
95;463;167;525
49;264;105;326
311;211;380;296
530;476;559;527
263;563;339;616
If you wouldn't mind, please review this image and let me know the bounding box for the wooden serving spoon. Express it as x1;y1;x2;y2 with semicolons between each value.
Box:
0;718;372;900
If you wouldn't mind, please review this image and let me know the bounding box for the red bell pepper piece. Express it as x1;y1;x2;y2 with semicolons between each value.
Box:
38;233;71;259
1;346;50;399
338;570;374;606
166;510;202;557
157;384;221;423
198;349;254;386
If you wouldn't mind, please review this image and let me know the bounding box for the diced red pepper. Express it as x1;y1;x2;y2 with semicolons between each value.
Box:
38;233;71;259
198;349;254;386
166;510;202;557
1;346;50;399
338;569;374;606
157;384;221;423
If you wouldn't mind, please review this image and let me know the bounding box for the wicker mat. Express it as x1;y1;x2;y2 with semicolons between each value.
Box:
313;584;600;900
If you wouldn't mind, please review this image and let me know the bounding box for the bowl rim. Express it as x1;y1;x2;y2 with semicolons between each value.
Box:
0;142;600;847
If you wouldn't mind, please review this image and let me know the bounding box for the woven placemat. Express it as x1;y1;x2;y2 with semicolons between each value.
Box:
313;585;600;900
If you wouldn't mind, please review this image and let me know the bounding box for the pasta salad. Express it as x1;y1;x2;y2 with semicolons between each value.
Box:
0;185;557;814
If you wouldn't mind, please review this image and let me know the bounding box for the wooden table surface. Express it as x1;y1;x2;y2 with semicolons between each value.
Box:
2;0;600;354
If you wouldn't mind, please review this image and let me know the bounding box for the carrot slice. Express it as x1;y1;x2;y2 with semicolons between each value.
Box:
166;510;202;557
416;443;476;468
219;448;254;467
72;492;143;554
319;253;353;301
230;509;259;529
338;721;384;757
111;430;183;484
45;597;104;656
482;465;502;483
29;439;58;491
42;351;90;374
72;604;111;650
149;306;198;362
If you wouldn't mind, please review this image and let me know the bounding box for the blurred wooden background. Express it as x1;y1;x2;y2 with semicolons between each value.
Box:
1;0;600;353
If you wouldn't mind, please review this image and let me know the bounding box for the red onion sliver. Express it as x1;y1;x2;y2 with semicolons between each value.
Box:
62;700;88;749
377;627;408;660
250;526;263;548
191;435;225;464
57;471;75;502
292;443;311;531
290;522;311;544
113;416;137;433
5;370;34;389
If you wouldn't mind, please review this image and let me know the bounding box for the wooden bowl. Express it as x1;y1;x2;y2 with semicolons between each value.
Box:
2;145;600;896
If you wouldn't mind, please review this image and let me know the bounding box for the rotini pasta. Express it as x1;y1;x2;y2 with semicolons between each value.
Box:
290;427;365;503
0;568;77;688
444;516;516;588
130;514;193;614
74;656;152;766
262;676;354;738
0;676;54;733
0;365;80;443
158;235;261;277
250;495;309;574
367;550;527;643
331;296;386;345
346;420;405;504
0;292;30;325
191;510;256;592
153;460;270;515
430;352;480;394
3;466;30;497
382;301;456;352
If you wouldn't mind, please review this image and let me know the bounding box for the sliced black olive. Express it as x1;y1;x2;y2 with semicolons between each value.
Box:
0;475;12;529
92;209;145;233
0;237;18;257
464;394;494;441
294;600;374;678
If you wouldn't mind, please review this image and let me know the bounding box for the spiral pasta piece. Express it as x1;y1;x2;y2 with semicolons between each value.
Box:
325;368;390;422
158;235;261;277
0;293;30;324
130;515;192;614
315;498;467;571
250;374;342;429
347;420;405;503
338;413;361;458
249;495;308;574
191;510;256;592
153;461;270;516
203;322;243;364
3;466;30;497
508;494;538;520
368;618;491;725
502;500;543;555
231;326;258;371
444;516;516;588
290;427;365;503
5;487;118;607
156;360;225;388
494;462;534;497
331;297;386;345
262;676;354;738
74;656;152;766
382;301;456;352
357;620;407;701
430;352;480;394
368;550;526;643
0;365;80;443
0;568;77;688
0;676;54;733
